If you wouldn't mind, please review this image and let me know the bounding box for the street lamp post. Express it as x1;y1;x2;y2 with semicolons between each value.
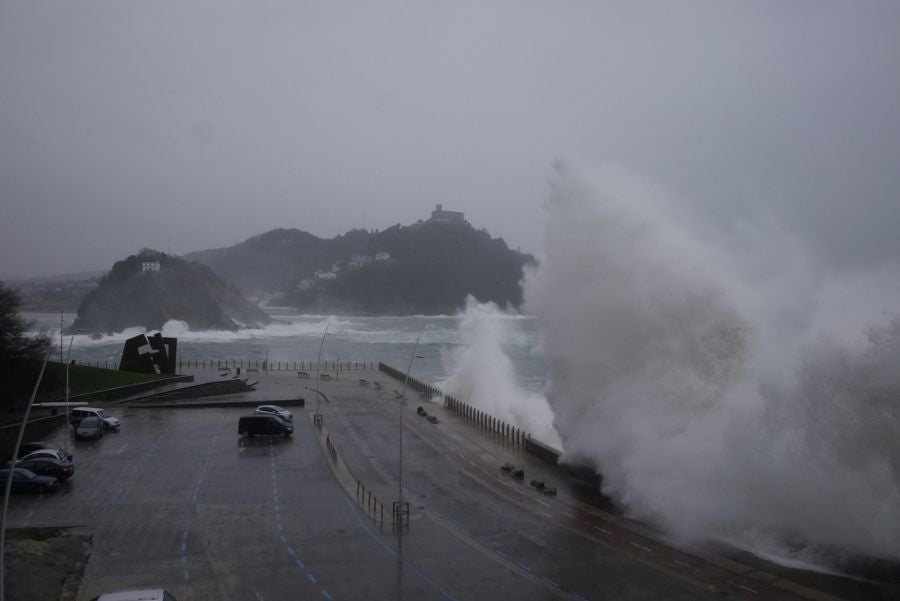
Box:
64;329;86;434
314;321;330;420
398;337;423;524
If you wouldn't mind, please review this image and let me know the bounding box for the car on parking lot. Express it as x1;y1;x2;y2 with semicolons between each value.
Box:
0;467;60;494
255;404;293;421
89;589;178;601
238;414;293;438
76;415;105;440
70;406;121;430
11;448;75;480
17;441;73;461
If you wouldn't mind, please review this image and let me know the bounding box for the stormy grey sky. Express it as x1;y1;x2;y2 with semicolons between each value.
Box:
1;1;899;279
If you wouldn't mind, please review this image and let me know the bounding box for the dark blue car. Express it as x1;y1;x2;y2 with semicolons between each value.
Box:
0;467;59;494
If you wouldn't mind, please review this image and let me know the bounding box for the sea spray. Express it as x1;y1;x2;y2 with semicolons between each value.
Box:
441;298;562;448
524;164;900;564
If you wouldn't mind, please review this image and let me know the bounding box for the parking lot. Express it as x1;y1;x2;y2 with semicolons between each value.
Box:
11;401;665;601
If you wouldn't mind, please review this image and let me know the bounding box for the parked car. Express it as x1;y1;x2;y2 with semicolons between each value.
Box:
238;414;293;438
89;589;178;601
17;441;72;461
76;416;105;440
255;404;293;421
12;448;75;480
70;407;121;430
0;468;59;494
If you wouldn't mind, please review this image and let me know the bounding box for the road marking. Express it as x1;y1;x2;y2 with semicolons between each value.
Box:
543;577;561;589
115;443;128;454
674;559;700;572
517;562;532;573
321;591;333;600
563;512;577;519
296;559;305;568
307;574;317;584
592;526;612;535
287;547;296;556
737;584;759;595
573;594;591;601
535;499;550;508
629;542;653;553
183;570;190;581
254;591;265;601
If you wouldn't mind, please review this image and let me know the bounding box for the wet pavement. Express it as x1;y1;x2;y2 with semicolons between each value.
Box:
5;367;894;600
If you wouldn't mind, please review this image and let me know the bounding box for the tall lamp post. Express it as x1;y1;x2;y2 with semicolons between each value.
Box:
65;329;86;434
398;337;423;523
314;321;330;420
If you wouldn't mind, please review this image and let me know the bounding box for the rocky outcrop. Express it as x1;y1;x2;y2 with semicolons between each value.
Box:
71;250;271;335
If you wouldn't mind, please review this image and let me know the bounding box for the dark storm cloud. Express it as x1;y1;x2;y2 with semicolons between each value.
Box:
1;1;899;277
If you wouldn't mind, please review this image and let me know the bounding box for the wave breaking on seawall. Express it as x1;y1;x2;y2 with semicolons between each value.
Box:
522;163;900;569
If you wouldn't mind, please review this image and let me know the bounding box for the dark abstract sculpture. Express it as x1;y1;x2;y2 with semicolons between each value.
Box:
119;332;178;374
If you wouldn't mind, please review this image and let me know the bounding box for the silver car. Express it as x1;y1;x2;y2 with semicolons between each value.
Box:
255;404;292;421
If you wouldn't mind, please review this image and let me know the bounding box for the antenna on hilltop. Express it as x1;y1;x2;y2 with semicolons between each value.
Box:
362;210;366;230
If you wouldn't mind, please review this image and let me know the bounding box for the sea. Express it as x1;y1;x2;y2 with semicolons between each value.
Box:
23;308;547;392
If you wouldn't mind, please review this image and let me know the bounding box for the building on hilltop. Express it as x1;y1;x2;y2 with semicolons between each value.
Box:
141;261;160;272
429;204;466;224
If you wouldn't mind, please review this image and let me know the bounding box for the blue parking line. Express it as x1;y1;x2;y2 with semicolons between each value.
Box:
308;574;317;584
287;547;296;556
321;591;333;600
343;497;460;601
518;562;532;573
296;559;305;569
183;570;190;581
572;594;591;601
181;543;187;552
543;577;561;589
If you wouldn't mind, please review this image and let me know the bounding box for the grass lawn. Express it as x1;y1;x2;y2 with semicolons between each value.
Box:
35;362;167;401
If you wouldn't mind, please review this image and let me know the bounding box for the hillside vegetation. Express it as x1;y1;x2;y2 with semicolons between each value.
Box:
187;220;534;315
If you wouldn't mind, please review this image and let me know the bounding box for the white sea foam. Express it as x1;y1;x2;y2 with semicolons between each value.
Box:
441;298;561;448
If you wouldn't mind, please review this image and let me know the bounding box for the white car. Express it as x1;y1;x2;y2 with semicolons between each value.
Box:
255;404;292;421
71;407;121;430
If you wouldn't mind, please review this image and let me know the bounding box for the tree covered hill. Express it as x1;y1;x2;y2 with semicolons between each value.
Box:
71;250;272;334
186;220;535;315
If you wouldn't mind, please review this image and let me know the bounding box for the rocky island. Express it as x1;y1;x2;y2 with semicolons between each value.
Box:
71;250;272;335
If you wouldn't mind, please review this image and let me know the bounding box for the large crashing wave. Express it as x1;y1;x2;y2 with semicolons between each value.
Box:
523;164;900;563
441;298;562;448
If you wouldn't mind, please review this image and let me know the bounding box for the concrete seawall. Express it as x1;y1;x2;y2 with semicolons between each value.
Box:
377;362;602;486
